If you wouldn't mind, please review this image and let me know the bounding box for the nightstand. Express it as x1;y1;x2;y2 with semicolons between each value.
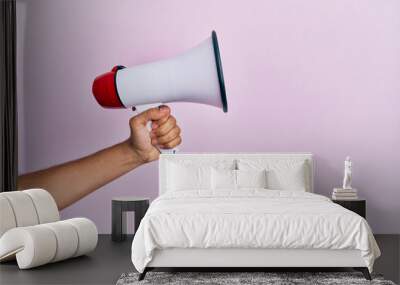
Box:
112;197;149;242
332;199;366;219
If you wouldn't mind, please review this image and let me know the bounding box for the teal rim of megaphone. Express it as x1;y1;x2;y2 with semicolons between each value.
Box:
211;31;228;113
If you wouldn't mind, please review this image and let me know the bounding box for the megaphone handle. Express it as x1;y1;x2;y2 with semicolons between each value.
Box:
133;104;178;154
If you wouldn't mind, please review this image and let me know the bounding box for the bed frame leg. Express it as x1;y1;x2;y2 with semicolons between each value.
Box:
138;268;147;281
354;267;371;280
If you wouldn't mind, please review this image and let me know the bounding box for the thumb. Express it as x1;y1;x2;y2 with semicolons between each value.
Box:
134;105;171;125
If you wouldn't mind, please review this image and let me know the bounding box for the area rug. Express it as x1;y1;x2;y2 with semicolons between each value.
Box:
116;272;396;285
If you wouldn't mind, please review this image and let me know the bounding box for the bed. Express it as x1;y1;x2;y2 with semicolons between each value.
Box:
131;153;380;280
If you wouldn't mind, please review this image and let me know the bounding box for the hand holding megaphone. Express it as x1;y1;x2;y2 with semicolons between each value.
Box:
92;31;228;154
128;105;181;161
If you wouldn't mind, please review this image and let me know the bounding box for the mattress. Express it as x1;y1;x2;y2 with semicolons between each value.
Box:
131;189;380;273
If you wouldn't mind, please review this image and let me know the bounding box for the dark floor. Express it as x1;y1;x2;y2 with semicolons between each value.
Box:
0;234;398;285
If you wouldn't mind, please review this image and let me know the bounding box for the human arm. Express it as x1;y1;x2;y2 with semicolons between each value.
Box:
17;106;181;210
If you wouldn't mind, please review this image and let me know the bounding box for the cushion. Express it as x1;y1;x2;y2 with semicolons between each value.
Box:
64;218;98;257
238;159;307;191
211;168;237;190
0;196;16;237
0;192;39;227
167;162;212;191
236;169;267;189
0;189;60;238
24;189;60;224
42;221;78;262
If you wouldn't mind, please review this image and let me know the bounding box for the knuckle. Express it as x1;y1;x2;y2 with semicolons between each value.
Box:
158;126;168;135
165;141;174;148
145;109;157;120
169;128;179;138
157;124;172;136
158;137;167;144
154;127;162;135
129;117;138;127
161;134;172;144
169;116;176;125
148;108;157;116
171;128;179;137
166;137;181;148
169;131;176;139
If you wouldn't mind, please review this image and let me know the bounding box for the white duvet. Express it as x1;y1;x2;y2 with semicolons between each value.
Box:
131;190;380;273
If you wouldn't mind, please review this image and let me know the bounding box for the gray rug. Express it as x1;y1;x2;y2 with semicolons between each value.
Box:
116;272;396;285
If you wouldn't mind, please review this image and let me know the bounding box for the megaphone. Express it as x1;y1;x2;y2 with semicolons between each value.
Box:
92;30;228;153
92;31;227;111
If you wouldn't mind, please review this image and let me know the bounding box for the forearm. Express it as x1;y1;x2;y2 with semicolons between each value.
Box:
18;140;143;210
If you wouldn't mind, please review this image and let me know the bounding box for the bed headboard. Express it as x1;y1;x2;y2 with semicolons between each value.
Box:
159;153;314;195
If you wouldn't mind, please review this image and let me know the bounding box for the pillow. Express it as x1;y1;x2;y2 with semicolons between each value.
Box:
211;168;236;190
236;169;267;189
267;166;306;191
167;162;211;191
238;159;307;191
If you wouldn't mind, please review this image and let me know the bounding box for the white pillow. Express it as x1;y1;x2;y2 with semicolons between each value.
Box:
267;164;306;191
238;159;307;191
211;168;236;190
236;169;267;189
167;162;211;191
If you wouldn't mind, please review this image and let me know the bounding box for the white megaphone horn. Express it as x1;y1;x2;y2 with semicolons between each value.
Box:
92;30;228;153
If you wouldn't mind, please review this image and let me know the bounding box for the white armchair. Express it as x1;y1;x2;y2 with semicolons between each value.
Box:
0;189;98;269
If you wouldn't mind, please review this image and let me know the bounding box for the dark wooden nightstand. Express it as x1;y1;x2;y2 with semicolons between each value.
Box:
112;197;149;242
332;199;366;219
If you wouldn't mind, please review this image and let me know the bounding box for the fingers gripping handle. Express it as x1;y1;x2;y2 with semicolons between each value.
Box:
144;120;176;154
133;103;178;154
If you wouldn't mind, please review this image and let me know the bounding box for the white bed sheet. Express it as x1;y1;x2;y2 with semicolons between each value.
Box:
131;189;380;273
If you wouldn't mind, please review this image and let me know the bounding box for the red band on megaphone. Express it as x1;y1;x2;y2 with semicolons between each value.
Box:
92;66;125;108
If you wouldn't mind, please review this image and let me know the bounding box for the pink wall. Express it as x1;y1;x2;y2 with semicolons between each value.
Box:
17;0;400;233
